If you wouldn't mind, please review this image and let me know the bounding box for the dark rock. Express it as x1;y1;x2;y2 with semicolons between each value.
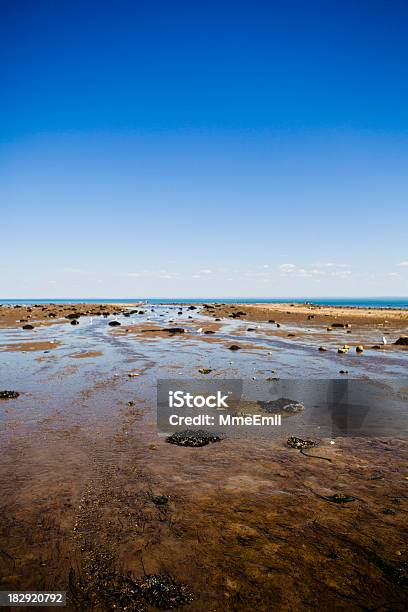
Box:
228;345;241;351
70;319;79;325
268;320;276;323
331;322;347;328
322;493;357;504
0;390;20;399
204;330;215;334
109;321;121;327
287;436;316;449
247;327;256;331
150;495;169;506
198;368;212;374
66;313;80;319
261;398;304;414
188;305;197;310
166;429;222;448
165;327;185;334
22;324;34;330
394;335;408;346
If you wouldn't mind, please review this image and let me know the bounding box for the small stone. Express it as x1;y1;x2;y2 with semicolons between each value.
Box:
22;324;34;330
198;368;212;374
166;429;222;447
0;390;20;400
394;335;408;346
318;346;327;351
228;345;241;351
356;345;364;353
70;319;79;325
108;321;121;327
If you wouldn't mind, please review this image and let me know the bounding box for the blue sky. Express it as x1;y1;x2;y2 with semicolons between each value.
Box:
1;0;407;298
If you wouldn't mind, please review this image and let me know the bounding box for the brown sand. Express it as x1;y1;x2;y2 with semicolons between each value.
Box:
0;340;61;352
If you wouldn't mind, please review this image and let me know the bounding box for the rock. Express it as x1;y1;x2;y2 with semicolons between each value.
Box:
268;319;275;323
331;322;347;328
198;368;212;374
339;370;349;374
228;345;241;351
287;333;296;337
276;323;281;328
109;321;121;326
166;429;222;448
150;494;169;506
165;327;185;334
327;326;333;331
188;305;197;310
66;313;80;319
261;398;304;413
70;319;79;325
287;436;317;449
356;345;364;353
215;318;221;321
322;493;356;504
338;348;348;354
247;327;256;331
394;336;408;346
318;346;327;351
0;390;20;400
22;324;34;330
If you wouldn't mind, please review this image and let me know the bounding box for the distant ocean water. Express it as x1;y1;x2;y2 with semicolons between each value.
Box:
1;298;408;308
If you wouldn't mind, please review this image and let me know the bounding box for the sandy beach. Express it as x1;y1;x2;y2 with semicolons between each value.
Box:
0;302;407;610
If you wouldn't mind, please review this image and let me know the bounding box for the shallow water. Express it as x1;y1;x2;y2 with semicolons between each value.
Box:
0;305;407;610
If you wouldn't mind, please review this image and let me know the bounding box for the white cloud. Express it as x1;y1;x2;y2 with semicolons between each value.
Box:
279;263;296;273
199;269;212;274
398;261;408;267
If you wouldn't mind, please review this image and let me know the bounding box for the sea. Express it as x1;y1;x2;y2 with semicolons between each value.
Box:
1;298;408;308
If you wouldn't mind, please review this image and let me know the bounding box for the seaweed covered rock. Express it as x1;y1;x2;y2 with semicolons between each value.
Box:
287;436;317;449
0;390;20;400
166;429;222;447
261;398;304;414
322;493;357;504
394;335;408;346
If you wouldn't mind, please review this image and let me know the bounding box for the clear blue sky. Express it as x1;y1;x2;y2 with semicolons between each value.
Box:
1;0;407;297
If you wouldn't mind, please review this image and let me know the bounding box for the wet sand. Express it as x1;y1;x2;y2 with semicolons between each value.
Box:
0;303;407;610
